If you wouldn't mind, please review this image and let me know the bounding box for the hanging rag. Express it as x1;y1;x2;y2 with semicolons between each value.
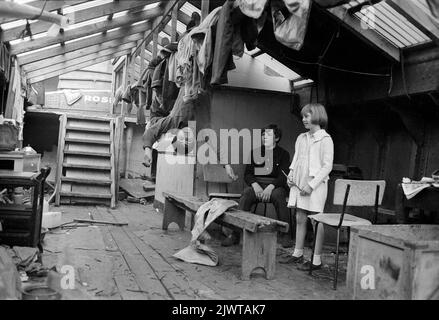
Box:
237;0;268;19
173;198;238;266
402;177;439;200
271;0;312;51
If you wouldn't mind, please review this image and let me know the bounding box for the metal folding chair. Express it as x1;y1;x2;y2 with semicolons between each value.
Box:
308;179;386;290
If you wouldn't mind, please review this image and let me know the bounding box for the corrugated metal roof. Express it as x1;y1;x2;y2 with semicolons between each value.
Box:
342;0;433;48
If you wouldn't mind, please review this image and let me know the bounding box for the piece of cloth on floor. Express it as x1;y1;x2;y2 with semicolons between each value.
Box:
173;198;238;266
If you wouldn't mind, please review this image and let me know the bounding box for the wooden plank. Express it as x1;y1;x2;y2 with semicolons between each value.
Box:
18;26;150;66
26;43;137;80
131;0;185;57
326;5;400;61
63;150;111;157
108;227;172;300
55;114;67;206
109;119;116;209
61;177;112;185
387;0;439;43
24;41;135;74
60;191;112;199
171;5;179;42
28;49;132;83
65;137;111;145
63;163;112;170
10;6;163;55
119;179;155;199
0;0;89;25
2;0;155;42
201;0;210;21
66;126;111;133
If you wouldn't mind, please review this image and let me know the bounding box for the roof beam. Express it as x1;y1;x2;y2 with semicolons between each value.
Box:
131;0;186;58
387;0;439;44
28;49;132;84
26;42;138;80
22;33;147;73
18;21;151;66
2;0;156;42
326;5;401;62
0;0;88;24
10;5;163;55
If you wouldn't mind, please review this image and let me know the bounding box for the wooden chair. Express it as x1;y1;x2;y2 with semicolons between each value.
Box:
308;179;386;290
202;164;241;200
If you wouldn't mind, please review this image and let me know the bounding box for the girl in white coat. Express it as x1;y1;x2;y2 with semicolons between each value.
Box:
281;103;334;270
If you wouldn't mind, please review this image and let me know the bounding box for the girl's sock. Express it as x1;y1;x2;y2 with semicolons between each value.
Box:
312;254;322;265
292;249;303;257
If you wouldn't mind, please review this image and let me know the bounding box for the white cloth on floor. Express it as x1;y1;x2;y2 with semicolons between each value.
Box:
173;198;238;266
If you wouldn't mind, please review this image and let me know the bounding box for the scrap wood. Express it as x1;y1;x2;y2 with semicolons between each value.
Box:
73;219;128;226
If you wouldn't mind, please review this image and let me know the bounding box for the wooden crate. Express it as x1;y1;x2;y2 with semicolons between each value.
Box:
347;225;439;300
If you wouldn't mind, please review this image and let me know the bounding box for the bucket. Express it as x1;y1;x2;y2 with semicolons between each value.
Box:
21;285;61;300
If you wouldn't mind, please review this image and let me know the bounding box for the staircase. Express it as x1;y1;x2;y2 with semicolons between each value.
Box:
55;114;122;208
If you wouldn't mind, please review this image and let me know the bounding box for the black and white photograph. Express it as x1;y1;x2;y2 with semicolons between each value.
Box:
0;0;438;306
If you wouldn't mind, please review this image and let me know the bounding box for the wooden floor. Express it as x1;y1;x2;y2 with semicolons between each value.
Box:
41;202;350;300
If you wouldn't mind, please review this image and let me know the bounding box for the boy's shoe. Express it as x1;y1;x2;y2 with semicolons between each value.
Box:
297;260;322;271
279;255;304;264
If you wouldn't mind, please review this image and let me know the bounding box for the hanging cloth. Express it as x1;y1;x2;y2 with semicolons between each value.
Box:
271;0;312;51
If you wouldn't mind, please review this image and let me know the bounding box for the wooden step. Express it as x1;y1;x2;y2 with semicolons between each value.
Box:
61;177;112;185
63;163;111;170
60;192;112;199
65;137;111;145
63;150;111;157
66;125;111;133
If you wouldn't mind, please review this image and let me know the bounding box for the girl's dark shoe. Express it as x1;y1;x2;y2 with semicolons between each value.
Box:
297;260;322;271
279;255;304;264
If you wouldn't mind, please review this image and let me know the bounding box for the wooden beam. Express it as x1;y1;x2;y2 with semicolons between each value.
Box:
23;35;144;73
18;22;151;66
2;0;156;42
326;5;400;62
387;0;439;43
10;6;163;55
171;5;178;42
152;30;159;59
26;42;137;80
28;49;132;84
131;0;186;58
0;0;88;24
326;46;439;105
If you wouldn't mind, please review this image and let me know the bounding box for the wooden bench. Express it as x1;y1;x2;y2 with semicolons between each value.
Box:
162;192;289;280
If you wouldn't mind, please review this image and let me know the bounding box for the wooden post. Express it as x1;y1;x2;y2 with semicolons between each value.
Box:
171;5;178;42
152;29;158;59
124;124;134;179
121;55;129;116
201;0;210;21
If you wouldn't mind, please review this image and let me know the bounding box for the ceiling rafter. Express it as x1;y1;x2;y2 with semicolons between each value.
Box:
26;42;138;79
131;0;186;58
10;5;163;55
2;0;157;42
17;21;152;65
0;0;89;24
28;48;132;84
387;0;439;44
